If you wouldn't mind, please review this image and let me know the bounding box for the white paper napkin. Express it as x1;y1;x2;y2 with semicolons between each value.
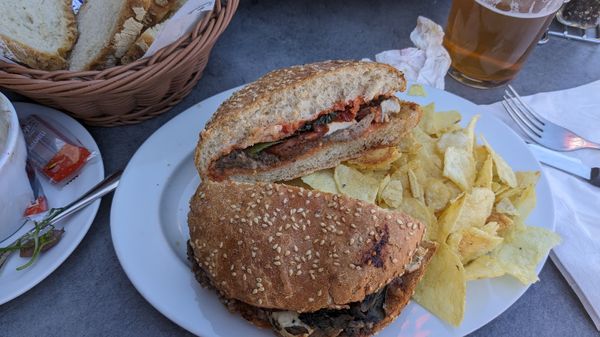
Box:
483;79;600;331
368;16;451;90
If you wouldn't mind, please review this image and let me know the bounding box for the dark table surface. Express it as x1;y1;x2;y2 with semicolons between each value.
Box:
2;0;599;336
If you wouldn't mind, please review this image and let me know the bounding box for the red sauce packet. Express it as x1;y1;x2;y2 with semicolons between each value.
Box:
20;115;95;185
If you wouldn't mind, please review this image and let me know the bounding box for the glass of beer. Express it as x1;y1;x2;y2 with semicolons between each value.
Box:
444;0;564;88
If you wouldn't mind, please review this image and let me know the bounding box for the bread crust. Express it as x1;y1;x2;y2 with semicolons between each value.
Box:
188;180;426;313
194;60;407;180
70;0;151;70
0;0;76;70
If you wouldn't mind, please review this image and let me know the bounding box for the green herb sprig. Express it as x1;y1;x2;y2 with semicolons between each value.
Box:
0;207;64;271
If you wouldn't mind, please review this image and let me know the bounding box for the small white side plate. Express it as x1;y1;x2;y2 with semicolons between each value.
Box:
0;103;104;305
111;85;554;337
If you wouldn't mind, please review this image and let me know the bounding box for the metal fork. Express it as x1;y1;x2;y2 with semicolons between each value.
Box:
502;85;600;151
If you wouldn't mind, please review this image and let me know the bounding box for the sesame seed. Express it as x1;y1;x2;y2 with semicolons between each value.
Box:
349;238;355;245
276;247;282;254
372;215;377;220
276;232;283;237
333;262;340;266
232;272;237;276
296;270;302;276
289;269;294;276
294;245;299;252
252;289;258;294
320;240;325;246
258;299;263;305
219;242;223;248
308;297;314;302
268;236;273;242
392;258;399;263
349;263;356;269
285;250;291;256
356;266;362;270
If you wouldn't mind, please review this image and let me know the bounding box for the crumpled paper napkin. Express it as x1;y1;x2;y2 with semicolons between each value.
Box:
483;79;600;331
371;16;451;89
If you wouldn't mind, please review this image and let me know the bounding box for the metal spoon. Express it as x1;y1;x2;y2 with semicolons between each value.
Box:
0;170;122;271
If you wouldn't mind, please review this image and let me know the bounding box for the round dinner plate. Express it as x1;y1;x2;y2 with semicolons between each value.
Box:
0;103;104;305
111;85;554;337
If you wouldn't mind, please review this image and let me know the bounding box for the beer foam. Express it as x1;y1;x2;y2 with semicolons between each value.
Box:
476;0;562;18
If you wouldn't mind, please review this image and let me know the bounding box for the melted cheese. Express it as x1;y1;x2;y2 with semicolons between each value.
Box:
270;311;313;337
324;121;356;137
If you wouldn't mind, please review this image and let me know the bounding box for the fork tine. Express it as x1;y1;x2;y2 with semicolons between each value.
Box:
505;89;545;132
502;98;542;140
507;85;547;126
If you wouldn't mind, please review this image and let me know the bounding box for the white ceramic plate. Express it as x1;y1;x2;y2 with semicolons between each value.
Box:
0;103;104;305
111;85;554;337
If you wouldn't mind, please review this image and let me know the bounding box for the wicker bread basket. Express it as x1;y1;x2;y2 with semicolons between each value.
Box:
0;0;238;127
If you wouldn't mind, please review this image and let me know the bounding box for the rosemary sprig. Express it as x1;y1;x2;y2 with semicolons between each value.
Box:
0;207;65;270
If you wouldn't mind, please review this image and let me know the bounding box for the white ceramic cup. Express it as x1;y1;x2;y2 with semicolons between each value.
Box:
0;93;33;242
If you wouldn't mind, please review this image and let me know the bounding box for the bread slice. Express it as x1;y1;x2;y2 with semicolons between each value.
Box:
188;180;427;313
145;0;185;25
0;0;76;70
195;60;410;182
120;22;164;64
69;0;152;71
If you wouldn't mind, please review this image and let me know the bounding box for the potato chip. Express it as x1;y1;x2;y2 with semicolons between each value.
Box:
413;243;466;326
417;103;435;131
464;115;480;154
396;132;420;154
512;184;536;219
449;227;504;264
301;169;338;194
435;193;465;241
346;147;401;171
439;188;495;239
443;146;476;191
424;179;451;212
486;212;515;237
429;110;462;136
437;131;470;154
482;221;500;236
496;186;526;201
473;145;488;172
381;179;404;208
363;170;389;183
482;136;517;188
408;168;424;202
492;225;561;284
464;255;505;281
444;181;463;203
458;188;495;230
334;165;379;203
376;174;391;204
475;154;493;189
491;182;506;194
516;171;540;187
408;84;427;97
496;197;519;216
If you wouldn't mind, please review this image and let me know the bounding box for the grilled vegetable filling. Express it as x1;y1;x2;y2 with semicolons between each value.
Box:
210;96;399;179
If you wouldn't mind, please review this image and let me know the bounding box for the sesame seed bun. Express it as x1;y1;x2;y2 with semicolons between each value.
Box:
188;180;427;313
194;60;416;183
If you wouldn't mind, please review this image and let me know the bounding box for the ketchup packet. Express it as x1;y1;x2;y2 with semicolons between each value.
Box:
20;115;94;185
23;160;48;217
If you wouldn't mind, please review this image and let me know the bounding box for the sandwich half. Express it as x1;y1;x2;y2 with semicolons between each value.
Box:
194;60;422;183
188;180;436;337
